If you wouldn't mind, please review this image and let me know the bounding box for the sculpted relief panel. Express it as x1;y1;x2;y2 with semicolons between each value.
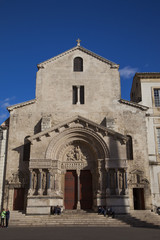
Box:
60;141;95;170
66;146;87;162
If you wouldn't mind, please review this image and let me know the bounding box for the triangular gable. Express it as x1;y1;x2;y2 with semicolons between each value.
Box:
28;115;127;143
37;45;119;69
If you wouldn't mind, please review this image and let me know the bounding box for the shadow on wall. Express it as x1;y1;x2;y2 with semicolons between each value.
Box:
34;119;42;134
11;144;30;211
106;135;127;213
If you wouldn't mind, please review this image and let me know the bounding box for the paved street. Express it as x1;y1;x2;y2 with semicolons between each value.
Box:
0;227;159;240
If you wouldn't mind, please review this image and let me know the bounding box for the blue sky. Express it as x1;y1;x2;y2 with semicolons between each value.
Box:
0;0;160;124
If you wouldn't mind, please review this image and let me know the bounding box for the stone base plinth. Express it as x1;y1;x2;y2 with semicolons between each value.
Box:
26;196;63;215
106;195;130;213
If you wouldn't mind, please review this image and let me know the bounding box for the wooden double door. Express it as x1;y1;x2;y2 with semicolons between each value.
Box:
64;170;92;210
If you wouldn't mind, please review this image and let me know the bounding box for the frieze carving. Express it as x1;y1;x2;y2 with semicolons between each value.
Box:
29;159;60;169
61;162;88;170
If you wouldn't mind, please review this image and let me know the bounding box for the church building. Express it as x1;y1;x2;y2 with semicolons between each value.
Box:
3;41;151;214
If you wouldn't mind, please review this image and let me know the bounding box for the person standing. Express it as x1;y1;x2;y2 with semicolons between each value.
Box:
5;209;10;228
1;209;6;227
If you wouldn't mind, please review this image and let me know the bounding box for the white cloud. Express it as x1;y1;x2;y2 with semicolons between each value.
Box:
0;113;8;119
1;102;10;108
119;66;138;79
0;97;15;124
0;97;15;109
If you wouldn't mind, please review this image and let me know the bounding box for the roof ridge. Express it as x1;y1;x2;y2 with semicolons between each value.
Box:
119;99;148;111
7;99;36;111
37;45;119;69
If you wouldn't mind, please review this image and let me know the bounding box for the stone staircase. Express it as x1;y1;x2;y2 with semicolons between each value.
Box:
116;210;160;228
9;210;160;228
9;210;128;227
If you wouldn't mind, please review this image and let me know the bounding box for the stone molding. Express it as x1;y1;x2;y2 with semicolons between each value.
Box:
105;158;127;168
28;115;127;144
119;99;148;111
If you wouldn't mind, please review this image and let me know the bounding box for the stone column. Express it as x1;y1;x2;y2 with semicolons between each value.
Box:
38;169;43;195
76;169;81;210
115;169;119;195
77;86;80;104
47;170;51;195
97;159;103;194
124;169;128;195
106;169;110;195
28;169;33;195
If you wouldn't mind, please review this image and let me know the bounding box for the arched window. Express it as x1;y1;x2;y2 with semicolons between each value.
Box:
126;135;133;160
74;57;83;72
23;136;31;161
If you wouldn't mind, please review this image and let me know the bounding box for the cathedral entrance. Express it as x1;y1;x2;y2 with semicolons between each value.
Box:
64;170;78;209
133;188;145;210
80;170;92;210
64;170;93;210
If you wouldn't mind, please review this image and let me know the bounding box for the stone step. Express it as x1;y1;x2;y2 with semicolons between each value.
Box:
9;213;127;227
9;210;160;228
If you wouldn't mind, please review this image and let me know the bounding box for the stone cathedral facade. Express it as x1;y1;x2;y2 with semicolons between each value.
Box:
3;42;151;214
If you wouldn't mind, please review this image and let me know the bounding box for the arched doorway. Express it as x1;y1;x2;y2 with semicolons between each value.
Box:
45;127;109;210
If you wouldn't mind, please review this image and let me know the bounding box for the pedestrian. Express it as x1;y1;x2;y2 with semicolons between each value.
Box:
1;209;6;227
5;209;10;228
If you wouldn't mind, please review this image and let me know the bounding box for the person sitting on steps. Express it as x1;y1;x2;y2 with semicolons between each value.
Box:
54;205;61;215
98;206;106;216
106;207;115;218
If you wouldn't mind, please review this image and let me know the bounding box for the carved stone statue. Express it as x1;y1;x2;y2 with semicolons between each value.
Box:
66;149;75;161
42;172;46;190
119;172;123;189
32;172;37;190
75;146;82;160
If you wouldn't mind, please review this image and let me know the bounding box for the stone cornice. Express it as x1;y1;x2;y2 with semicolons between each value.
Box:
119;99;148;111
28;115;127;143
134;72;160;79
37;45;119;69
7;99;36;111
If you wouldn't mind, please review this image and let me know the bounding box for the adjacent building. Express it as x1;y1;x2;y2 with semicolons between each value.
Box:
0;121;8;210
131;73;160;211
